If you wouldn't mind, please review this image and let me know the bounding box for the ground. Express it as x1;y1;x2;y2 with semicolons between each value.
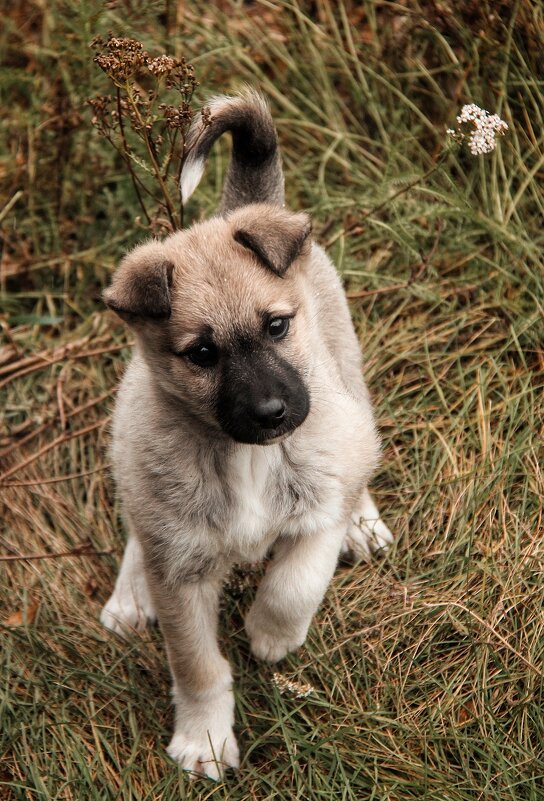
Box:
1;2;543;800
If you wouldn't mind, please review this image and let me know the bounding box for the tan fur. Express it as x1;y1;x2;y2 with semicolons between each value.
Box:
101;187;392;778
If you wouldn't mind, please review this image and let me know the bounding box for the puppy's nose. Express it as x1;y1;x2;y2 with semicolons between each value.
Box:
252;398;286;429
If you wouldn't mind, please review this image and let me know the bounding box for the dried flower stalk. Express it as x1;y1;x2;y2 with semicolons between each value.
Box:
88;33;210;233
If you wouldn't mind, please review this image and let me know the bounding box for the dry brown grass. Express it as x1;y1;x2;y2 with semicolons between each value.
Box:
2;1;543;799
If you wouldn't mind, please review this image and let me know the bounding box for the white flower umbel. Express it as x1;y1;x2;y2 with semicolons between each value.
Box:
448;104;508;155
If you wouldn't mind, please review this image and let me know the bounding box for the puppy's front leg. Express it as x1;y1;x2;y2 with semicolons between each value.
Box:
246;527;345;663
150;571;240;779
101;534;156;636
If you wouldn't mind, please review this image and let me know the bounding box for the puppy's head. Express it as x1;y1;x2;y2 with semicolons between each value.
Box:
104;204;313;445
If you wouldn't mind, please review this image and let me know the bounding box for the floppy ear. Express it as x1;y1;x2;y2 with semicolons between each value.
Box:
231;204;312;277
103;243;174;324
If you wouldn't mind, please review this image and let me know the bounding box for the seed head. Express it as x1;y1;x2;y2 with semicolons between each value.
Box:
272;672;315;699
147;55;176;76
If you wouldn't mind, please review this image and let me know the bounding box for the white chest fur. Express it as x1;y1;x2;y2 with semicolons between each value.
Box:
224;445;282;559
222;443;344;562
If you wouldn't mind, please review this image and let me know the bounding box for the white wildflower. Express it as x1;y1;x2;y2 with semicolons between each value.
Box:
272;672;314;699
447;104;508;155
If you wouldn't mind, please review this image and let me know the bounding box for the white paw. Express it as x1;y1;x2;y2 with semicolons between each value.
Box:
245;607;306;663
342;490;393;562
167;691;239;780
342;512;394;562
249;630;305;663
100;587;156;638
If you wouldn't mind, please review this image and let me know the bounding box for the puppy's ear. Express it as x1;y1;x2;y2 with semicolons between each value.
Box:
103;243;174;324
231;205;312;277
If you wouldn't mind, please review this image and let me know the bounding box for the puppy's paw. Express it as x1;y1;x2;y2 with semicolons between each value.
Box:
100;587;156;638
167;729;239;780
249;629;305;663
245;606;306;663
342;511;394;562
167;691;239;780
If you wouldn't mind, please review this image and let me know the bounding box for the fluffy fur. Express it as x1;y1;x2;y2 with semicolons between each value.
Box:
101;89;393;779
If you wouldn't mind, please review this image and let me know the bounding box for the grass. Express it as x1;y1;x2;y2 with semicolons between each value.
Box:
1;1;543;799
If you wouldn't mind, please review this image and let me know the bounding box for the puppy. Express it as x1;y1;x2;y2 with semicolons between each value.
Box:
100;89;393;779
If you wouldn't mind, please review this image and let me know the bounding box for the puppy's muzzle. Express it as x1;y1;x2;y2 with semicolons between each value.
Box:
217;350;310;445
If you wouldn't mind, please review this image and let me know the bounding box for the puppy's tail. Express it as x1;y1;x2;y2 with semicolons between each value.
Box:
180;88;284;214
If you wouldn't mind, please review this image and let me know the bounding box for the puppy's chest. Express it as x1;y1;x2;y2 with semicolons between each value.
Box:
221;446;340;559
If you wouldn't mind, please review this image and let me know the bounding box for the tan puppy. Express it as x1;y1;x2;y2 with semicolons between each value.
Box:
101;90;393;779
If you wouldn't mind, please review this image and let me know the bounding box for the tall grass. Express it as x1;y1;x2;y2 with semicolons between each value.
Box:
1;2;543;799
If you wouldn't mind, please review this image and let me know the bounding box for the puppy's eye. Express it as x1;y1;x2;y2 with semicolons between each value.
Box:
186;343;219;368
268;317;290;340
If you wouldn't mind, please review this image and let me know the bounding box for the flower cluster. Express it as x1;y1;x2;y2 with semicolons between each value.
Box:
272;672;315;699
88;33;205;230
148;55;176;76
92;34;148;83
91;34;198;92
160;102;194;130
88;94;117;134
447;104;508;155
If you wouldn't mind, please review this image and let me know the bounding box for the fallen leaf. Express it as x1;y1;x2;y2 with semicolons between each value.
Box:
457;699;476;726
4;597;39;627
